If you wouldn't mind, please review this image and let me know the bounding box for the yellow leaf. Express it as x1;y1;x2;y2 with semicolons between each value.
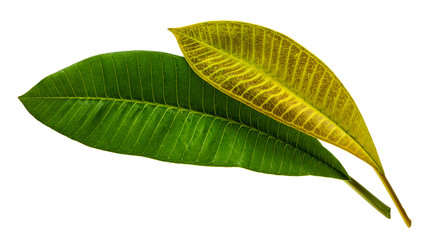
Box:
170;21;410;227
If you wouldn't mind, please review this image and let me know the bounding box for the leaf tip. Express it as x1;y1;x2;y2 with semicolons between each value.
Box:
18;94;24;103
168;27;185;37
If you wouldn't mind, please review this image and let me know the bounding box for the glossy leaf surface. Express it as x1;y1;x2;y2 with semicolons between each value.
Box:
19;51;349;179
19;51;392;219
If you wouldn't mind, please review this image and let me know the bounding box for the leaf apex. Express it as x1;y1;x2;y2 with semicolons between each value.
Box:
168;27;177;33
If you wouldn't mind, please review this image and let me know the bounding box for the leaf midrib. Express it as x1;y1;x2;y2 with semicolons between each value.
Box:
172;28;381;172
19;95;348;178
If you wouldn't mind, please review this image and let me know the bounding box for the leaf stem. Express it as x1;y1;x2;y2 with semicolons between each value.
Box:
374;168;411;227
345;177;391;219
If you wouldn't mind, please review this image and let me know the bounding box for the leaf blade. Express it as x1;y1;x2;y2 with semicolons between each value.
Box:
19;51;392;219
169;21;411;226
19;51;348;179
169;21;382;172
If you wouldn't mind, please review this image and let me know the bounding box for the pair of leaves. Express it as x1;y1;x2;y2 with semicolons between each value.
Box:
20;50;390;219
20;20;409;223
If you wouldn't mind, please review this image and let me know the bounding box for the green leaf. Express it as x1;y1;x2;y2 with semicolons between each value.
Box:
19;50;389;218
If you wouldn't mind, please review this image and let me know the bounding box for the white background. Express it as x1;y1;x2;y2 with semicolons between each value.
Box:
1;0;423;239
